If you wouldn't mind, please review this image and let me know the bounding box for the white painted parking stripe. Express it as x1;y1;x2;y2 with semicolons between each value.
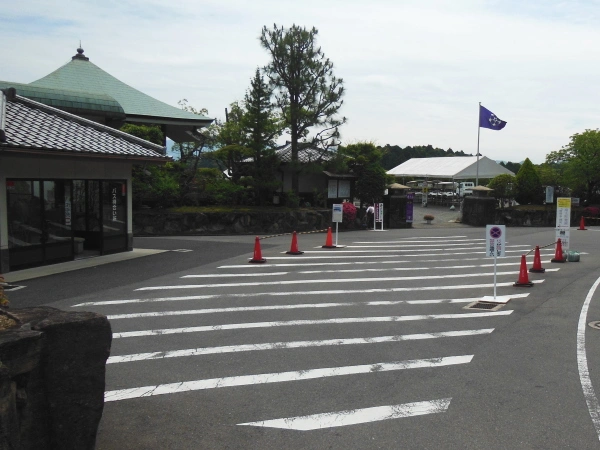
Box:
108;329;493;363
106;293;529;319
344;243;529;248
136;269;558;291
355;236;469;242
238;398;452;430
304;246;528;253
183;261;530;279
104;355;473;402
577;275;600;440
113;311;513;338
219;254;555;269
181;272;288;278
74;285;536;307
354;238;476;243
264;249;551;260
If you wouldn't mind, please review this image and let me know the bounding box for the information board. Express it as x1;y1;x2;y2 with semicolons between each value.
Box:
485;225;506;258
332;204;343;223
556;197;571;229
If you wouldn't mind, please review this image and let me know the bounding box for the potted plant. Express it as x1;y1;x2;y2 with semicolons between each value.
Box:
424;214;434;224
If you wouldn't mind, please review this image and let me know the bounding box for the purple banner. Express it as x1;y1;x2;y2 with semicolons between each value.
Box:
406;193;414;223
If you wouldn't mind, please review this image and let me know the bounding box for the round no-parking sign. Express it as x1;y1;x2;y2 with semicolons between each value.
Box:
486;224;506;258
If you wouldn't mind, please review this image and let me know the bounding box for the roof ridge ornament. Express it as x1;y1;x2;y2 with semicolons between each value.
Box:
72;44;89;61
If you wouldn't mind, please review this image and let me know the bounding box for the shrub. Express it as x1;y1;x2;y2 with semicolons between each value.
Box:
424;214;435;221
584;206;600;217
343;202;357;223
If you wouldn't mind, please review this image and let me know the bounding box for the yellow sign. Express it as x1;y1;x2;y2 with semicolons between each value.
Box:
422;187;428;193
557;198;571;208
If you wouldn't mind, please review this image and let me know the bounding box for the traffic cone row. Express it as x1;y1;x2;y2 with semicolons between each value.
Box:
322;227;336;248
513;254;534;287
286;231;304;255
528;246;545;273
249;236;266;263
551;238;566;263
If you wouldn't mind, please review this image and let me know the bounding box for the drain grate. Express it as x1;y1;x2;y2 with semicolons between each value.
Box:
464;301;504;311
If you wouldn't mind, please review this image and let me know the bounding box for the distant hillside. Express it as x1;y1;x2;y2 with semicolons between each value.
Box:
379;145;473;171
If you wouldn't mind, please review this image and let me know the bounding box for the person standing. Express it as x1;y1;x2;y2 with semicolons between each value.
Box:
366;204;375;228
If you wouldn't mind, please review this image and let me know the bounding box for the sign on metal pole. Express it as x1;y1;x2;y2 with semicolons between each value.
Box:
556;197;571;229
332;203;343;247
485;224;506;299
545;186;554;204
374;203;384;231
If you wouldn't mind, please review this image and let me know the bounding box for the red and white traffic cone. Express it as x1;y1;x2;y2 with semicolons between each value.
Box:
514;254;534;287
579;216;587;231
249;236;267;263
529;246;546;273
286;231;304;255
322;227;336;248
551;238;566;263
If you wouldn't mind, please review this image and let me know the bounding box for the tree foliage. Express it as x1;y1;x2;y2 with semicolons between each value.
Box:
260;24;346;194
514;158;543;205
120;124;164;146
546;129;600;203
488;174;515;208
340;142;393;207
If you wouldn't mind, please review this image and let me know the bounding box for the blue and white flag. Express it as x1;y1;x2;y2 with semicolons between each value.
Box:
479;105;507;130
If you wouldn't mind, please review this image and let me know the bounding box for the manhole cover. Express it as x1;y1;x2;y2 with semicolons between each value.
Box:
464;301;504;311
588;321;600;330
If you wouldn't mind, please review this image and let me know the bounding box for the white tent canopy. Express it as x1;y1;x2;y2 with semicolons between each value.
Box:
387;156;514;180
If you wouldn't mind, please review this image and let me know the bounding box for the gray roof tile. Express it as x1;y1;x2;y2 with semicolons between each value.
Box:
1;94;169;161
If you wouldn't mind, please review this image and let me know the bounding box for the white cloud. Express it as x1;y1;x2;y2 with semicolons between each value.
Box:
2;0;600;164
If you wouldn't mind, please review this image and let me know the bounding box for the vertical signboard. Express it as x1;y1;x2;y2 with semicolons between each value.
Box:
406;193;414;223
375;203;383;223
332;204;343;223
486;225;506;258
485;224;506;299
545;186;554;204
556;197;571;229
556;228;570;251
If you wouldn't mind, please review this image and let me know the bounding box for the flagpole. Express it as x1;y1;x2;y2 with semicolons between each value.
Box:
476;102;481;186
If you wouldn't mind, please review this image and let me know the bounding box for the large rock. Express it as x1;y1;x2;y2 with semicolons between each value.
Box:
0;307;111;450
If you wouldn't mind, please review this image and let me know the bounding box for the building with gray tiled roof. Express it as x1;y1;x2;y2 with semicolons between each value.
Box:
0;87;169;273
0;47;213;146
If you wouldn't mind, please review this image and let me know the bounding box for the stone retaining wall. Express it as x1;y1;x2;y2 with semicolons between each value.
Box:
134;209;332;236
0;307;111;450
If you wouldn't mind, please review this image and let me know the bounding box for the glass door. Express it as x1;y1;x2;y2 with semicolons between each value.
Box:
41;181;73;263
101;181;127;254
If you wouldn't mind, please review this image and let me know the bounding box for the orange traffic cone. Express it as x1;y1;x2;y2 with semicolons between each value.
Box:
529;246;546;273
579;216;587;231
514;254;534;287
551;238;566;263
286;231;304;255
322;227;336;248
249;236;267;263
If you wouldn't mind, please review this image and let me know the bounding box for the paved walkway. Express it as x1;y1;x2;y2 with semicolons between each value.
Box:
411;203;467;228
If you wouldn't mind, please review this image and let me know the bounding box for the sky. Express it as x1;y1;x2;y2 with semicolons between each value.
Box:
2;0;599;164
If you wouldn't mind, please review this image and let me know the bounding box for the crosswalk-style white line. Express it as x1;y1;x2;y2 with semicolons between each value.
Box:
302;246;529;254
218;254;555;269
182;261;547;279
74;285;536;307
238;398;452;430
107;329;494;363
104;355;473;402
113;311;513;338
354;238;478;243
263;249;551;260
137;269;558;291
343;243;526;249
105;294;528;319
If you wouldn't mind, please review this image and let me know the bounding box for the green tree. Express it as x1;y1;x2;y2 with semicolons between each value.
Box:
120;124;164;145
340;142;393;207
260;24;346;195
546;129;600;203
514;158;543;205
488;174;515;208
